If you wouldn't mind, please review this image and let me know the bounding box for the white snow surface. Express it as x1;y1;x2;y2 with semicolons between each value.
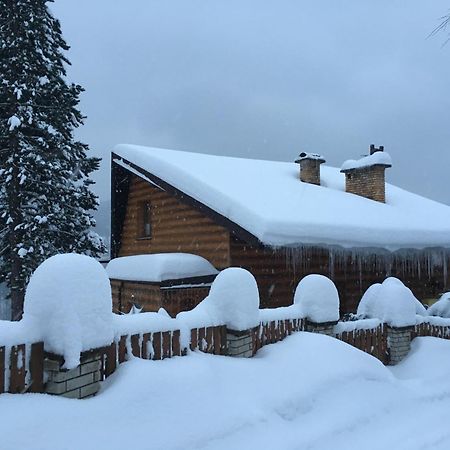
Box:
23;254;113;368
106;253;218;282
341;151;392;171
177;268;260;331
112;145;450;250
357;277;425;327
294;274;339;323
2;334;450;450
427;292;450;318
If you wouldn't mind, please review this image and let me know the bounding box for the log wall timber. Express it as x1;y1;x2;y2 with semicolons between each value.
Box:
230;236;450;313
118;175;231;268
110;279;211;317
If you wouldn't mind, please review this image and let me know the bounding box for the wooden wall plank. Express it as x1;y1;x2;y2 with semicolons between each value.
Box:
153;332;162;360
9;344;25;394
172;330;181;357
104;343;117;378
118;336;127;363
29;342;44;393
162;332;171;359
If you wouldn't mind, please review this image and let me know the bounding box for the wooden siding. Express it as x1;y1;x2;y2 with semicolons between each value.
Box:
230;236;450;313
111;279;161;313
118;175;231;268
161;286;211;317
110;279;211;317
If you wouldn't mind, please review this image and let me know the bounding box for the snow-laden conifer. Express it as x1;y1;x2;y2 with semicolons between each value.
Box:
0;0;105;319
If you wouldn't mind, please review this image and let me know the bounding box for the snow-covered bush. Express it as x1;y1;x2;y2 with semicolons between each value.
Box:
177;268;260;331
427;292;450;318
357;277;425;327
294;274;340;323
24;254;113;368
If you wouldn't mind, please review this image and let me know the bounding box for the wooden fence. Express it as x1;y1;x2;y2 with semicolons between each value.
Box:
2;318;450;395
0;342;44;394
335;324;388;364
100;325;228;379
252;318;305;355
412;322;450;340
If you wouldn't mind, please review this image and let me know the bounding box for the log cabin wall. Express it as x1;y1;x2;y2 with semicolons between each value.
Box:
110;279;162;313
230;236;450;313
161;286;211;317
118;175;231;269
110;278;211;317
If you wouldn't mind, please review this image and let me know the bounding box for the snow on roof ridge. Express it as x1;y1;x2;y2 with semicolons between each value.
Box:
340;151;392;172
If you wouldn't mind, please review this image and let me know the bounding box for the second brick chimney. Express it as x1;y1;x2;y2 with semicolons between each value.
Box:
340;145;392;203
295;152;326;186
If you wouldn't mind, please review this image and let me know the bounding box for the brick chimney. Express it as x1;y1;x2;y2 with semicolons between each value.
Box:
340;145;392;203
295;152;326;186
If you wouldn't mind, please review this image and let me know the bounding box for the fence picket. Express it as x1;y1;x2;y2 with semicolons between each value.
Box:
172;330;181;356
153;332;162;360
9;344;26;394
29;342;44;393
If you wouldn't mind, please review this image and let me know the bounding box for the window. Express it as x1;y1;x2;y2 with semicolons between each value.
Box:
138;201;152;238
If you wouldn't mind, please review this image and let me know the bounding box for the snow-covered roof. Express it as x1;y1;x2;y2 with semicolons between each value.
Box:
112;144;450;251
106;253;218;282
341;151;392;172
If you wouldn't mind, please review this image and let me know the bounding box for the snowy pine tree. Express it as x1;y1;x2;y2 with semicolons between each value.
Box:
0;0;105;319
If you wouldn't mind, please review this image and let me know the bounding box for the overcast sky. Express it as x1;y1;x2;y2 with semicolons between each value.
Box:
52;0;450;205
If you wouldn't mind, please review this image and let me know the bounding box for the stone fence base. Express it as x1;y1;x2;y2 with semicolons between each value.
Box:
226;329;253;358
44;350;102;399
387;326;413;365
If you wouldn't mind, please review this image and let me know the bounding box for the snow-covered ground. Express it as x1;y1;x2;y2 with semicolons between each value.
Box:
1;333;450;450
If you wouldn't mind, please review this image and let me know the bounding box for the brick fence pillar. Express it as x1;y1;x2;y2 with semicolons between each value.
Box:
305;320;338;336
226;329;253;358
387;326;413;365
44;350;102;399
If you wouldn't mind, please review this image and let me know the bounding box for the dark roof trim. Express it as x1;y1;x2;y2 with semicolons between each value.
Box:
111;153;262;246
109;274;217;288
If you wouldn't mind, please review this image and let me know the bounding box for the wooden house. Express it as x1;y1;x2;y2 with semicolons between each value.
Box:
110;144;450;315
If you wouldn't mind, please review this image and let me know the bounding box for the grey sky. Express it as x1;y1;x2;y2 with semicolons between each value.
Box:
52;0;450;206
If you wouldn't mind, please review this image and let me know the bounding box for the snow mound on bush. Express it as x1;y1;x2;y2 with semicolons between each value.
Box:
294;274;339;323
178;267;260;331
357;277;425;327
24;254;113;368
427;292;450;318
